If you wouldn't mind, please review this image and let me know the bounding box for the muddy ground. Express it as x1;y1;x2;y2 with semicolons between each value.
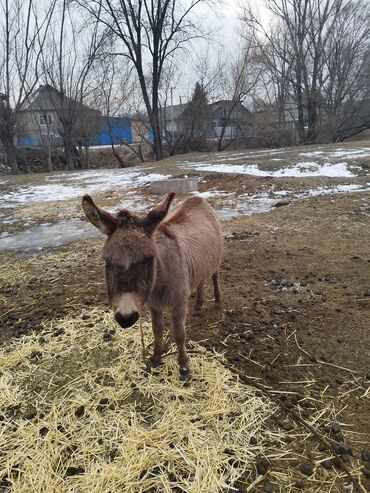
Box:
0;142;370;491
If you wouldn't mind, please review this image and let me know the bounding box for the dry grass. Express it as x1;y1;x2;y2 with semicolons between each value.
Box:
0;308;282;493
0;310;368;491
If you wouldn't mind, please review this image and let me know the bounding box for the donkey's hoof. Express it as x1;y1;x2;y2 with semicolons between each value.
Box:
149;356;162;368
179;367;190;381
193;308;202;317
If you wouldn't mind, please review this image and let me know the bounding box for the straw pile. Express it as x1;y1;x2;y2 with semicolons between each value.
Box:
0;308;280;493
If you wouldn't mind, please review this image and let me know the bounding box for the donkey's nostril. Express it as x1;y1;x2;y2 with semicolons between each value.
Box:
114;311;139;328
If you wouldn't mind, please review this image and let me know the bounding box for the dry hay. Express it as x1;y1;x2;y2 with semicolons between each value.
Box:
0;308;283;493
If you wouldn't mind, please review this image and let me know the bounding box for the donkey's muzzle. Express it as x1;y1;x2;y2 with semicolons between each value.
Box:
115;311;139;328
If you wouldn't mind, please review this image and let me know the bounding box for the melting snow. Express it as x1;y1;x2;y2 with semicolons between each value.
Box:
299;147;370;160
1;182;369;252
273;162;355;177
0;169;169;208
0;193;157;252
182;161;357;177
296;183;370;197
1;157;369;252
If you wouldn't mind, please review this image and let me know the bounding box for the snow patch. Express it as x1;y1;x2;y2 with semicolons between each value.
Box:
297;182;370;198
0;169;170;208
300;147;370;160
1;182;369;252
182;161;356;177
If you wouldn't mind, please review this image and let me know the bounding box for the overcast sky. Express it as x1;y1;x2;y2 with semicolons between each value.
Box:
171;0;269;103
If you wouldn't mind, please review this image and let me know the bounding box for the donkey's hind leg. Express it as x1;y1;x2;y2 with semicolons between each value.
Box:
212;270;222;307
193;281;205;314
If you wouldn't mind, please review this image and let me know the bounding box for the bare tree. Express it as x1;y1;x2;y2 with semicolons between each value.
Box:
78;0;212;161
321;0;370;140
214;43;261;151
91;55;142;167
156;61;186;156
75;104;101;168
160;47;225;154
40;0;103;170
33;107;59;172
0;0;56;173
243;0;370;144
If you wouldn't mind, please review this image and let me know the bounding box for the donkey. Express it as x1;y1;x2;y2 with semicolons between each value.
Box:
82;192;223;378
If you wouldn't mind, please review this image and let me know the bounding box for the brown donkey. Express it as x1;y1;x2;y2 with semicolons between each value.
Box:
82;192;223;378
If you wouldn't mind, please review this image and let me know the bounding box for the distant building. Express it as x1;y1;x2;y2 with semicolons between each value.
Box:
159;103;189;135
160;100;255;139
278;94;309;130
16;85;101;148
15;85;140;148
131;116;155;144
90;116;132;146
209;100;255;138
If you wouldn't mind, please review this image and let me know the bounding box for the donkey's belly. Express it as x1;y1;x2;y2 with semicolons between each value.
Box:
186;233;223;291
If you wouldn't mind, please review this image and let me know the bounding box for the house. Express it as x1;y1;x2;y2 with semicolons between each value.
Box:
279;94;310;130
15;85;101;148
209;100;255;138
15;85;137;149
159;103;189;135
159;100;255;139
131;116;155;144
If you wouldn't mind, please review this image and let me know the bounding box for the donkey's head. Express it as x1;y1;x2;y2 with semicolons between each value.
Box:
82;193;175;328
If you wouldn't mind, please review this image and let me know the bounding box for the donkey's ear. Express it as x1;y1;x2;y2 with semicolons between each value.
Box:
82;195;118;235
141;192;175;235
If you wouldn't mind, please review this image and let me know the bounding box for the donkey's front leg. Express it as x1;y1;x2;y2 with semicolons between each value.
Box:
171;303;189;379
149;307;165;367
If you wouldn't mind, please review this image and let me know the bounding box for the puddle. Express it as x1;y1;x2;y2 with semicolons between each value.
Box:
0;193;156;252
215;196;277;219
0;220;97;252
0;194;277;251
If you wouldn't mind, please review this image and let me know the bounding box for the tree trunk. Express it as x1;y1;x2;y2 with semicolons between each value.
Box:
4;137;19;174
135;65;163;161
64;135;75;170
296;88;306;144
47;147;53;172
151;111;163;161
306;98;317;143
111;143;125;168
84;146;90;169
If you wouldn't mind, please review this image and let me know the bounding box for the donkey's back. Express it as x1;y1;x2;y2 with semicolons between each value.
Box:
158;196;223;291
